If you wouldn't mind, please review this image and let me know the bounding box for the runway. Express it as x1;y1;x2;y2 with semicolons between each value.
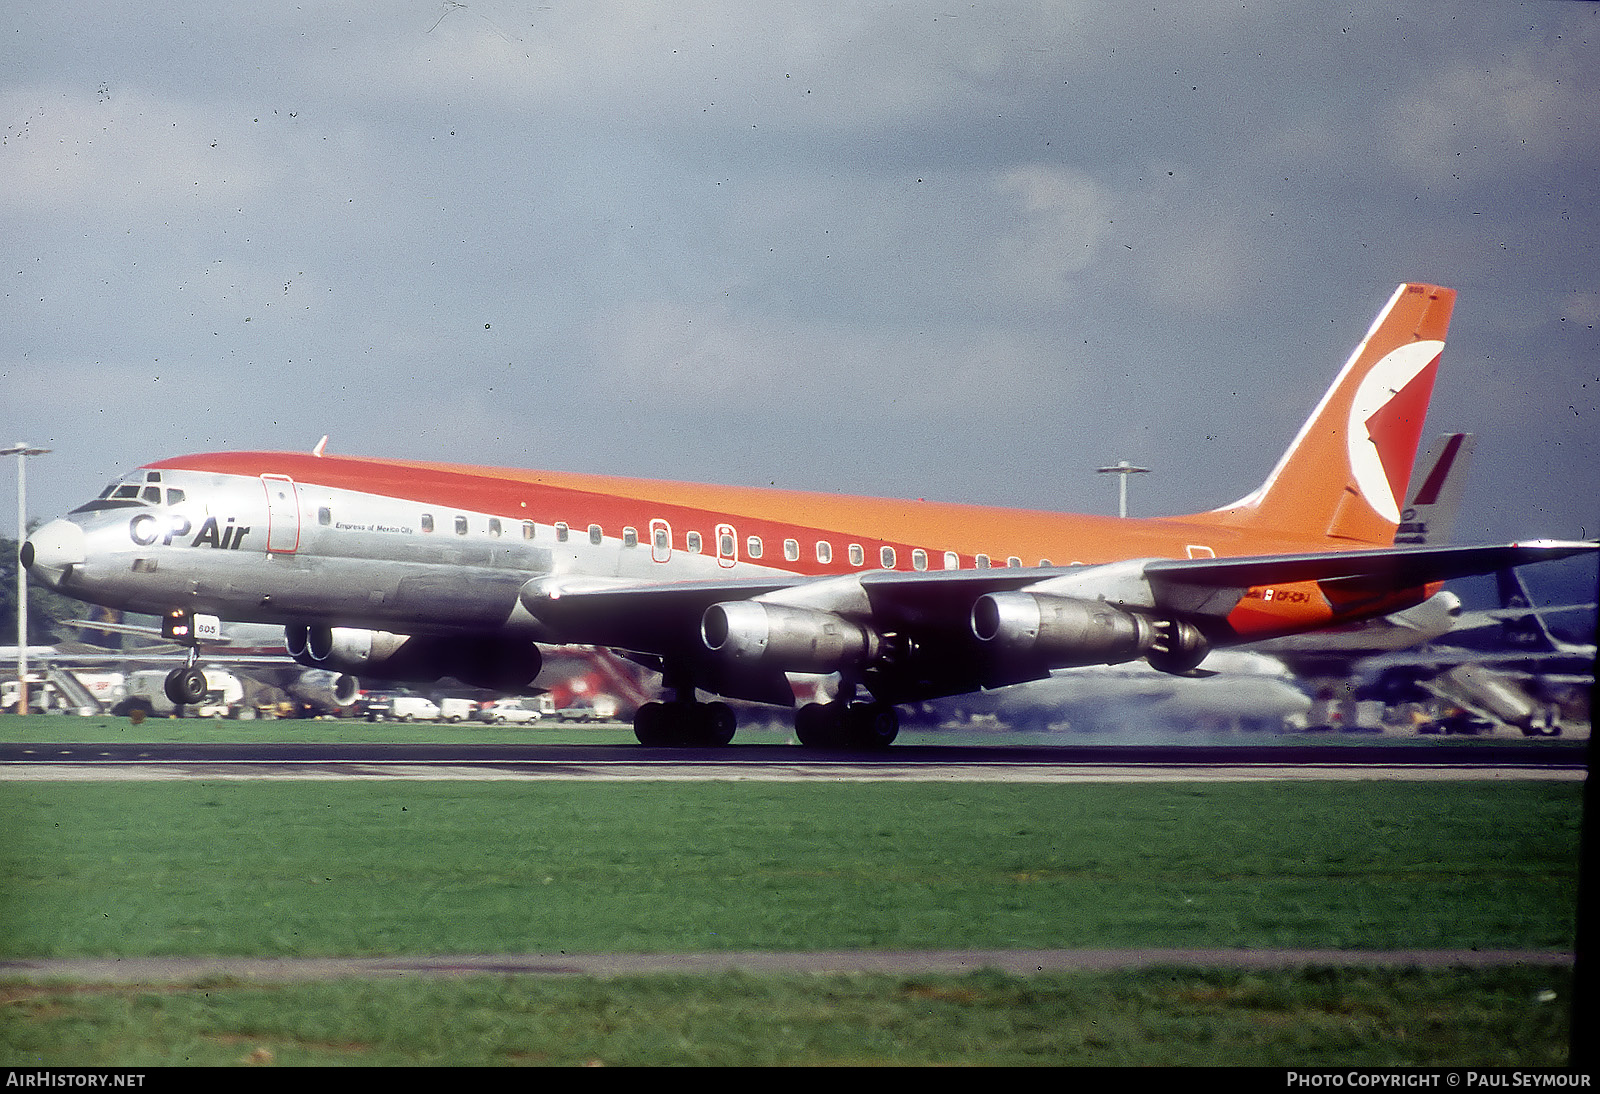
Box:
0;739;1586;781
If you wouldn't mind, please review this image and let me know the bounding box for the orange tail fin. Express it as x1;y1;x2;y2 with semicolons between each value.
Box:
1195;282;1456;546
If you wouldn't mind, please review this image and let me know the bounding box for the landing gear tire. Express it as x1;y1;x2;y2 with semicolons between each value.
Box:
795;701;898;750
848;702;899;749
164;666;208;707
633;701;738;747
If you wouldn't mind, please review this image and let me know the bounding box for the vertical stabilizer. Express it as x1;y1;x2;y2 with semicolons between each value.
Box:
1197;283;1456;546
1393;433;1475;545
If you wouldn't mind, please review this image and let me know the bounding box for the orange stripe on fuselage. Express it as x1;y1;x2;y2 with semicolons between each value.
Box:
147;451;1377;578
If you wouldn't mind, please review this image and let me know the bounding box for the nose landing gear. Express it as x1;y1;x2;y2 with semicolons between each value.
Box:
160;609;218;707
164;664;209;706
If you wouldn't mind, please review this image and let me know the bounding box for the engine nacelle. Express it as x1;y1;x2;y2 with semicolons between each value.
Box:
286;670;361;710
972;592;1178;668
701;601;880;674
284;625;541;690
285;624;414;672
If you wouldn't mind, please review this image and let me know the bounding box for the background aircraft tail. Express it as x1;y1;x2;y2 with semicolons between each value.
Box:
1194;283;1456;546
1392;433;1475;546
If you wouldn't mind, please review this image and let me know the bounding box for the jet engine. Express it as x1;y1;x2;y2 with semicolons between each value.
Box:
286;669;361;710
971;592;1208;673
701;601;881;674
284;624;542;691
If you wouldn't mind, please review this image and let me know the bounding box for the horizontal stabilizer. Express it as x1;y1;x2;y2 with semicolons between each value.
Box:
1147;540;1596;591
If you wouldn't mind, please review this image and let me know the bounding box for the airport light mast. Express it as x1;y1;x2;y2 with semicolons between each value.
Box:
4;443;49;717
1096;459;1151;518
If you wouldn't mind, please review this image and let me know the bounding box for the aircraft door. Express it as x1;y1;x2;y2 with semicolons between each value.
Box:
261;475;301;554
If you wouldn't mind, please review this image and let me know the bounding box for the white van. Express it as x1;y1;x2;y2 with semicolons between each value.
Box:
388;695;441;722
437;697;477;723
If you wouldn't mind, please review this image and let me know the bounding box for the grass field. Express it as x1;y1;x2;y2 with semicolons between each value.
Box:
0;713;1586;1066
0;780;1583;957
0;967;1574;1067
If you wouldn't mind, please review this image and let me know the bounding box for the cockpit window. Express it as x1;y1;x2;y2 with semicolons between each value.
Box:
72;474;183;514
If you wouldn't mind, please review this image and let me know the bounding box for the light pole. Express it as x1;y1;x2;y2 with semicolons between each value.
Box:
1096;459;1151;518
4;444;50;716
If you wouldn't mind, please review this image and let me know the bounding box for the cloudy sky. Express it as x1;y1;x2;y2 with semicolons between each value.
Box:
4;1;1596;597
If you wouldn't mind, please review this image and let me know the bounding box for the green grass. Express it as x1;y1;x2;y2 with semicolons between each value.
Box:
0;966;1574;1066
0;780;1581;958
0;730;1583;1067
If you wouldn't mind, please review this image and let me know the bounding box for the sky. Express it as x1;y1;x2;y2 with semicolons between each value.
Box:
3;2;1597;601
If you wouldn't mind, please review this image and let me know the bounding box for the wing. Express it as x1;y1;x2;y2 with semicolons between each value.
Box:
518;540;1598;706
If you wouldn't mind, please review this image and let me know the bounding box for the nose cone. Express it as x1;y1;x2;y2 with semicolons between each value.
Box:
21;519;86;589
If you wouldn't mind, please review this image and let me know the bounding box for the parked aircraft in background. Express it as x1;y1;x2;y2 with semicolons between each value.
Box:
1354;568;1596;735
22;283;1596;747
910;648;1313;735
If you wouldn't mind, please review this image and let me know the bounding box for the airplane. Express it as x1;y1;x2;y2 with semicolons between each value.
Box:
1355;567;1596;736
20;282;1597;748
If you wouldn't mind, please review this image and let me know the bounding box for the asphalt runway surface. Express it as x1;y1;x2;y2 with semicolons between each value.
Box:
1;737;1584;984
0;739;1588;782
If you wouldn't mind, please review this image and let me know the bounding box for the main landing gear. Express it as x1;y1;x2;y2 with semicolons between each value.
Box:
632;700;737;747
630;663;900;750
794;700;899;750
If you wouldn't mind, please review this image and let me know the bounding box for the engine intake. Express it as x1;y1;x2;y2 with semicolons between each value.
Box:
702;601;880;674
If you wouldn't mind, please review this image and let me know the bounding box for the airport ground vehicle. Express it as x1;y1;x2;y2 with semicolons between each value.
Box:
553;700;614;723
437;697;478;723
478;698;542;724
